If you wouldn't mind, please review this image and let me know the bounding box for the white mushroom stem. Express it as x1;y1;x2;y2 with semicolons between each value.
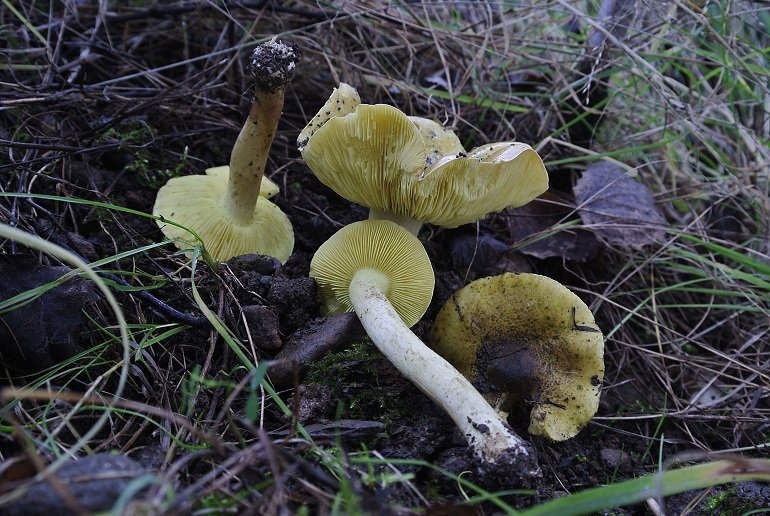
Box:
348;268;534;465
224;89;284;224
368;208;423;236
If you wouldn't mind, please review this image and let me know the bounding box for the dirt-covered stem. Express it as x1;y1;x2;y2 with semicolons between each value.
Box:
223;38;299;225
348;269;535;467
224;90;284;224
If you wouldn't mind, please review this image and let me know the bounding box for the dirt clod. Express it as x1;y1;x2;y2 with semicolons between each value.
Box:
600;448;633;473
269;312;364;389
227;253;282;275
291;382;334;423
239;305;283;350
266;276;318;333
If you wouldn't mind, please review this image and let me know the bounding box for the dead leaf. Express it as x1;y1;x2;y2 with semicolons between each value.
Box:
447;231;507;271
506;192;600;261
574;162;667;248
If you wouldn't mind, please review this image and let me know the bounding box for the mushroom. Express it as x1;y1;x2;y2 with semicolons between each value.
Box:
310;219;537;470
407;115;465;167
429;272;605;441
297;83;548;235
204;165;280;199
153;38;300;262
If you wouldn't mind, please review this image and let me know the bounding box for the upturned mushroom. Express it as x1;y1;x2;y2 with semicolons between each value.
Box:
297;83;548;235
429;273;605;441
153;38;300;262
310;220;537;470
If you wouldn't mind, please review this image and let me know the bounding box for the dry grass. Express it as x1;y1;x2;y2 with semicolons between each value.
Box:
1;0;768;513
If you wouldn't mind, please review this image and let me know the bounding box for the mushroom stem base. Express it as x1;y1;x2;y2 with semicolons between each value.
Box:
348;271;537;471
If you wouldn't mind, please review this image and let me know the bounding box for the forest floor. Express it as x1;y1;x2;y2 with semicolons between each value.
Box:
1;1;769;514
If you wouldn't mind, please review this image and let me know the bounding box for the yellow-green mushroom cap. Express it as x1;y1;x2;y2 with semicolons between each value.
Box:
310;219;434;327
153;170;293;263
299;90;549;228
297;82;360;149
429;273;604;441
204;166;279;199
407;116;465;166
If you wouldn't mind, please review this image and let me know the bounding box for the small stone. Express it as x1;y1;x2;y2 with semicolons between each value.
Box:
268;313;364;389
600;448;633;473
226;253;281;275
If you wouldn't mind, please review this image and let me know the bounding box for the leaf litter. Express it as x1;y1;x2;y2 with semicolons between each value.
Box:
574;161;667;249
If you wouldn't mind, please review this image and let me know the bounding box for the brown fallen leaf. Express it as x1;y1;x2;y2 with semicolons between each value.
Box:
447;231;508;270
574;162;667;249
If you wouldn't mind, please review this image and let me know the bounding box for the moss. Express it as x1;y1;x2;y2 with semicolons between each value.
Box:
101;119;156;146
705;490;727;511
305;339;413;423
95;119;185;188
701;484;768;515
195;487;252;512
306;340;380;384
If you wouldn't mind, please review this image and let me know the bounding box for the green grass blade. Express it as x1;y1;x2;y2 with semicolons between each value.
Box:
519;458;770;516
678;233;770;277
1;0;48;47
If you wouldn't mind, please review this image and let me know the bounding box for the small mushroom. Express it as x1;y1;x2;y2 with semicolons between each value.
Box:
298;83;548;235
310;220;537;469
429;272;605;441
153;38;300;262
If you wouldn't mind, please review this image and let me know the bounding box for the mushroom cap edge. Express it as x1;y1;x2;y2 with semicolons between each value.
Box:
153;173;294;263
